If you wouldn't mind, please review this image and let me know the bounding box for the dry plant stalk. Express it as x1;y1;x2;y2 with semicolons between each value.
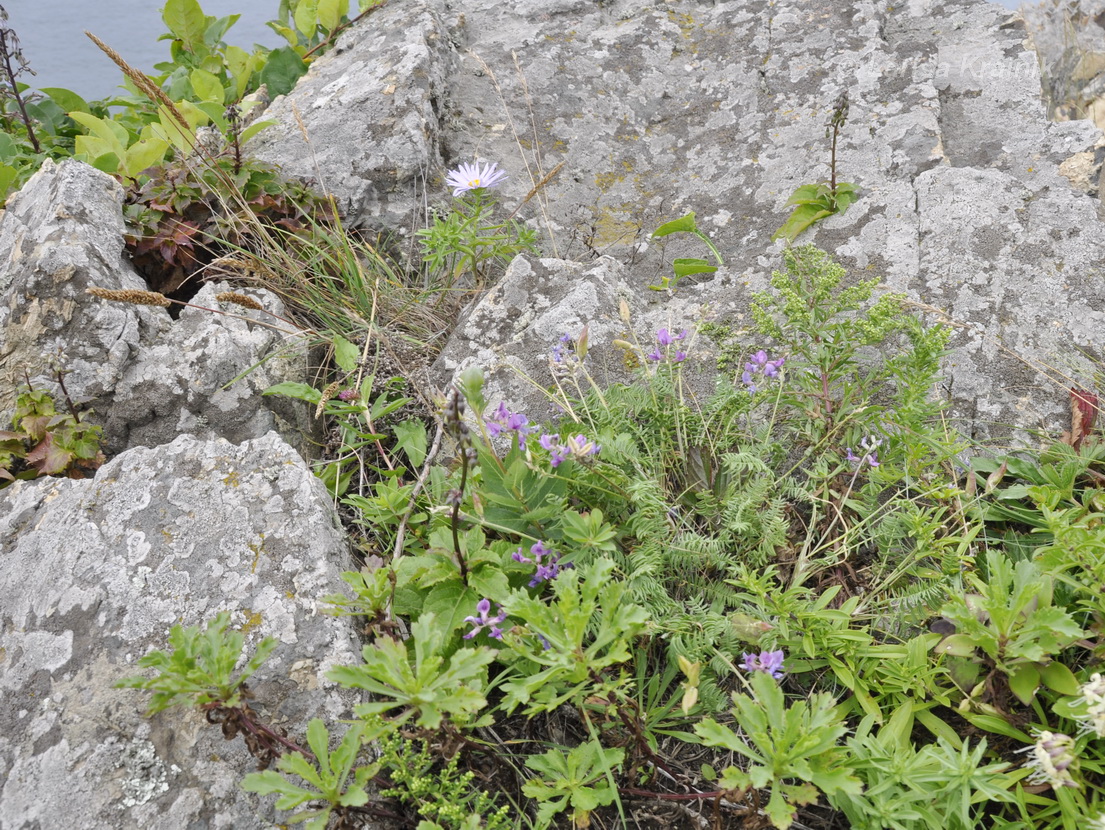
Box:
215;292;265;311
86;286;172;307
315;380;341;419
84;31;192;135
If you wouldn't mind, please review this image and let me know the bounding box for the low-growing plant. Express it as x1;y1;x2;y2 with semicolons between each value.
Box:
1;381;104;486
773;92;858;242
416;160;539;289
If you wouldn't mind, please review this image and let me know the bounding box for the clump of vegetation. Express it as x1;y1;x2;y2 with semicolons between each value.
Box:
1;380;104;486
8;2;1105;829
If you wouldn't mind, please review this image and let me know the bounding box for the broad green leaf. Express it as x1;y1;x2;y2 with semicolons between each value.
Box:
1007;663;1040;706
1040;661;1081;696
121;137;171;178
772;203;833;243
267;21;300;48
263;381;323;403
934;633;977;658
41;87;90;115
88;151;122;176
785;183;829;205
189;68;225;104
163;0;209;51
392;419;427;468
651;211;698;238
238;119;276;144
317;0;348;31
332;334;360;373
68;111;129;149
294;0;320;36
260;46;309;97
671;257;718;278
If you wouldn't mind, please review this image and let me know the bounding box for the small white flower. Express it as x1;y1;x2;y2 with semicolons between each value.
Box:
1076;673;1105;738
1019;731;1079;790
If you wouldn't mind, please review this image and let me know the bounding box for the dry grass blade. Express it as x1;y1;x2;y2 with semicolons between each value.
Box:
84;31;192;136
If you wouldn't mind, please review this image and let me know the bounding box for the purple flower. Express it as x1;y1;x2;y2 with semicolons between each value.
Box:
649;327;692;364
463;598;507;640
565;434;600;460
444;161;508;197
337;389;357;401
513;541;571;587
847;436;882;468
742;650;785;679
539;433;571;467
742;350;785;391
486;401;535;448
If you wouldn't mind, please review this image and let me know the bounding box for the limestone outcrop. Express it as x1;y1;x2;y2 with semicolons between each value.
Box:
258;0;1105;442
0;433;362;829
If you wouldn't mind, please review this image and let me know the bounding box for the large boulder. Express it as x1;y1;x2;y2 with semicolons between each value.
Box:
0;159;312;456
0;432;363;830
268;0;1105;443
249;0;453;235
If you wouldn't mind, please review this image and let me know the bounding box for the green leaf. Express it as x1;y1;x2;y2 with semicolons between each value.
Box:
260;46;309;97
238;119;276;144
934;633;977;658
392;420;427;468
317;0;348;32
772;203;834;243
332;334;360;373
784;183;830;205
651;212;698;238
121;137;171;178
671;258;718;278
189;69;225;104
1040;661;1081;696
163;0;209;51
1007;663;1040;706
263;381;323;403
294;0;320;36
41;87;90;115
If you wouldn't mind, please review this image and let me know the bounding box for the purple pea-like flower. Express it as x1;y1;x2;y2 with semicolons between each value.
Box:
742;349;785;391
463;598;508;640
847;436;883;468
742;650;786;679
487;401;535;448
513;540;571;587
445;161;508;197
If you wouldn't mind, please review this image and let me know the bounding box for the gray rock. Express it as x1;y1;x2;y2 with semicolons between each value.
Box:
0;159;313;457
0;432;363;830
276;0;1105;442
249;0;452;237
0;159;169;426
107;280;314;457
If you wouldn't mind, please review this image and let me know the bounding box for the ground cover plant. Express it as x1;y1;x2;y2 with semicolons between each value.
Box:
5;1;1105;828
116;174;1105;827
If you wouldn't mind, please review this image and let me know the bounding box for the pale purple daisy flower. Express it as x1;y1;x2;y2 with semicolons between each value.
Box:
445;161;508;197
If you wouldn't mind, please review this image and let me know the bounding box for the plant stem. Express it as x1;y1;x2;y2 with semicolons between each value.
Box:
0;26;40;153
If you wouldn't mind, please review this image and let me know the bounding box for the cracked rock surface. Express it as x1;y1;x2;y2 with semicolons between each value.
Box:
0;433;362;830
262;0;1105;440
